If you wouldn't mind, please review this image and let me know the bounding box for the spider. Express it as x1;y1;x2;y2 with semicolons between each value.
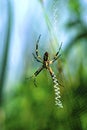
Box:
27;35;62;87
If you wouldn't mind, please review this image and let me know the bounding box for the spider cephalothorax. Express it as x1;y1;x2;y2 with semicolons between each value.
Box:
43;52;49;61
43;52;50;69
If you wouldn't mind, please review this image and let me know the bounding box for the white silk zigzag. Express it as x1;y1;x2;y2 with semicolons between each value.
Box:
52;72;63;108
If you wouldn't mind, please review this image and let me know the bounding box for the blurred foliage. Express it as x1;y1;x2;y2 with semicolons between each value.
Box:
0;0;87;130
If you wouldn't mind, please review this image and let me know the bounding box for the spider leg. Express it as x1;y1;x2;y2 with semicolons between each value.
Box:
47;67;53;76
26;66;43;79
33;66;44;87
50;42;62;64
36;34;41;56
50;54;61;64
35;34;42;60
33;66;43;87
25;76;37;87
47;67;63;87
26;66;43;87
32;53;42;63
33;66;43;77
55;42;62;56
34;78;37;87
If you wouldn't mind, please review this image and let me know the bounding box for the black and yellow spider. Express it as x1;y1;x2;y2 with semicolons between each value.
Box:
27;35;62;86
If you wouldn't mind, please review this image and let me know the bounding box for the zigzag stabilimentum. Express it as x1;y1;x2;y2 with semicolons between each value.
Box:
51;72;63;108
